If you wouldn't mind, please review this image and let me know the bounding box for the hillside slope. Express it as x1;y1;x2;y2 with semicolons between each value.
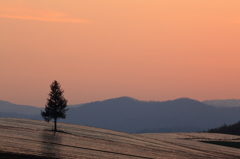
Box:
0;118;240;159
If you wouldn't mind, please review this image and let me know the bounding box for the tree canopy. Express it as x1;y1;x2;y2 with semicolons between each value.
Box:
41;80;68;132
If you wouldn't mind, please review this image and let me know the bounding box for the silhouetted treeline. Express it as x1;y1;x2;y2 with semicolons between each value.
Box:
207;121;240;136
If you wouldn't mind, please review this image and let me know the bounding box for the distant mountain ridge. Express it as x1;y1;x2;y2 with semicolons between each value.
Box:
65;97;240;133
203;99;240;107
0;100;84;115
1;97;240;133
0;100;42;115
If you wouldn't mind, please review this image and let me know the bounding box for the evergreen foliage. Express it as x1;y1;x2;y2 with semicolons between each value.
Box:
41;80;68;132
207;121;240;136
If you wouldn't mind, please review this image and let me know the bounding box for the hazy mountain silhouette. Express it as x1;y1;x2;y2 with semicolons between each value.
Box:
0;100;83;115
203;99;240;107
64;97;240;133
0;112;38;120
67;103;85;108
0;100;43;115
1;97;240;133
136;126;201;133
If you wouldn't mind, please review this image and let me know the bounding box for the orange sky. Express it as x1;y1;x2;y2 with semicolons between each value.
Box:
1;0;240;107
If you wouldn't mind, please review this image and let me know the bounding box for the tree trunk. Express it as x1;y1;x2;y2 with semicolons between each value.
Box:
54;118;57;132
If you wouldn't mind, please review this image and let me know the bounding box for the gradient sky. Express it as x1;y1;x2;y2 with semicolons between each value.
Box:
1;0;240;107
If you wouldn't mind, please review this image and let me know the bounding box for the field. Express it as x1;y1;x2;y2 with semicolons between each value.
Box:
0;118;240;159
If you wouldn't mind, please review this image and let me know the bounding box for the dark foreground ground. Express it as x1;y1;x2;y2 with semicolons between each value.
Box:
0;118;240;159
0;152;57;159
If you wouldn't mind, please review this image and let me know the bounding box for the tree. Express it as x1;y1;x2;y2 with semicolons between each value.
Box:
41;80;68;132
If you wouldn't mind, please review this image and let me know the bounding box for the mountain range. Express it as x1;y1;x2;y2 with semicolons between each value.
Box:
203;99;240;107
1;97;240;133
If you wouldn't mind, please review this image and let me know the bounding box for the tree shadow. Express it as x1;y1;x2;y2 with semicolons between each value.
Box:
40;130;62;158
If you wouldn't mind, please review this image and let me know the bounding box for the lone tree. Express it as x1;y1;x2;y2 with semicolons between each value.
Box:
41;80;68;132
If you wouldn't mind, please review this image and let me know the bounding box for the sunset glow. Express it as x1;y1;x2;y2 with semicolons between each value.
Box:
1;0;240;107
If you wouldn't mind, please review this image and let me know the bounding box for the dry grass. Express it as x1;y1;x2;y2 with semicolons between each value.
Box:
0;118;240;159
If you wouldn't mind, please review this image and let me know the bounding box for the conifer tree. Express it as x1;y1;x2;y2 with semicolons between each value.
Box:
41;80;68;132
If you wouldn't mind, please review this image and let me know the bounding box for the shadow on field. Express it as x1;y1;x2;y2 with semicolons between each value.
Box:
40;130;62;158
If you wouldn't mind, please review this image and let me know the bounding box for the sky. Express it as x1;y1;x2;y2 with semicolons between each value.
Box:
1;0;240;107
